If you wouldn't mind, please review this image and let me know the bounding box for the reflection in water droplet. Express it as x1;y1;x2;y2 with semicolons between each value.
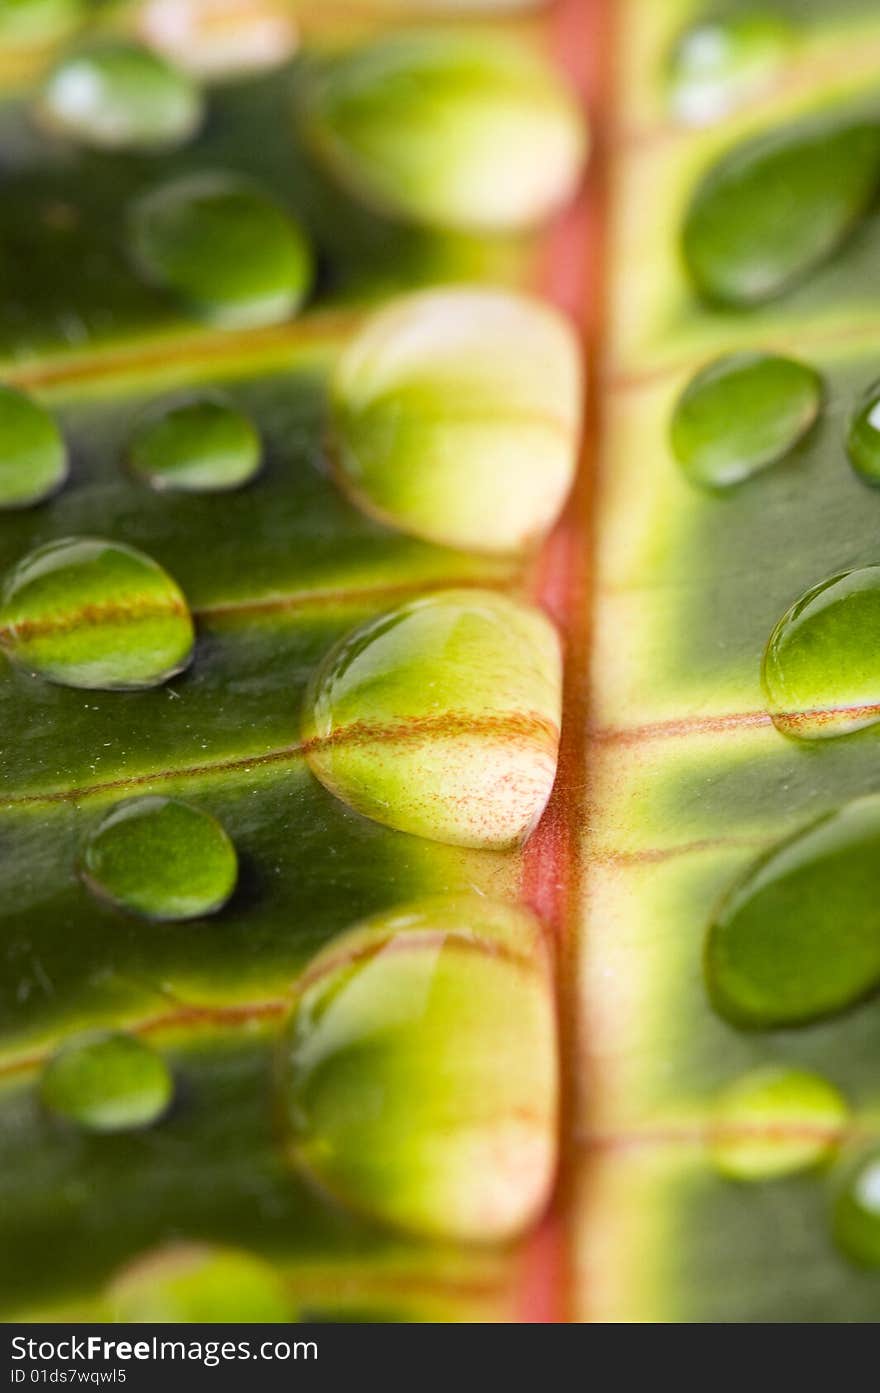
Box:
706;796;880;1027
0;384;67;509
302;588;562;849
38;42;203;150
130;172;313;328
0;536;194;690
832;1148;880;1267
709;1067;847;1180
670;352;821;489
847;381;880;484
667;12;794;125
40;1031;173;1131
129;397;262;493
82;796;237;920
762;565;880;739
107;1242;292;1321
279;895;557;1243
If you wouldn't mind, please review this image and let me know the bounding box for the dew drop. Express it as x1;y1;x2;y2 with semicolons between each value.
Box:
706;796;880;1027
82;796;237;920
129;397;261;493
130;172;313;328
279;895;557;1243
832;1148;880;1267
709;1066;847;1180
846;381;880;485
667;11;795;125
0;536;194;691
670;352;821;489
39;1031;173;1132
0;384;68;509
762;565;880;739
302;588;562;849
37;41;203;151
106;1242;292;1321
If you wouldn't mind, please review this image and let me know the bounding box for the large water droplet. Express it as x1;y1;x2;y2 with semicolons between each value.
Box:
0;536;194;691
763;565;880;739
129;397;262;493
706;796;880;1027
667;11;795;125
37;41;203;151
106;1242;292;1321
82;796;237;921
832;1147;880;1267
0;384;68;509
709;1067;847;1180
279;895;557;1243
130;172;313;328
683;113;880;305
302;588;562;849
330;286;582;553
846;381;880;485
39;1031;173;1132
670;352;821;489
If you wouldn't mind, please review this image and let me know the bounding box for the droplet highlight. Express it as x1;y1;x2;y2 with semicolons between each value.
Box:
0;536;194;691
130;172;312;328
832;1148;880;1268
667;12;795;125
129;397;262;493
0;384;67;509
709;1067;847;1180
670;352;821;489
40;1031;173;1132
38;41;203;151
763;565;880;739
706;796;880;1027
302;588;562;849
279;895;557;1243
82;796;237;921
330;286;582;554
846;381;880;485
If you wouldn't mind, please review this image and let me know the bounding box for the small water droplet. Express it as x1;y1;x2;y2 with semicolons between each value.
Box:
670;352;821;489
709;1067;847;1179
706;796;880;1026
667;11;795;125
279;895;556;1243
302;588;562;849
107;1242;292;1320
763;565;880;739
39;1031;173;1132
129;172;312;328
129;397;262;493
0;536;194;690
832;1147;880;1267
37;41;203;151
0;384;67;509
82;795;237;920
846;380;880;484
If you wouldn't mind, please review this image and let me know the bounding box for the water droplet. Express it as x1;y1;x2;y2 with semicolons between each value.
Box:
302;588;562;849
37;41;203;151
0;536;194;691
832;1147;880;1267
39;1031;172;1132
763;565;880;739
330;287;582;553
139;0;299;78
130;172;312;328
279;895;556;1243
683;113;880;305
129;397;261;493
107;1243;292;1320
706;796;880;1027
299;30;587;231
82;796;237;920
846;381;880;484
670;352;821;489
667;12;795;125
0;384;67;509
709;1067;847;1180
